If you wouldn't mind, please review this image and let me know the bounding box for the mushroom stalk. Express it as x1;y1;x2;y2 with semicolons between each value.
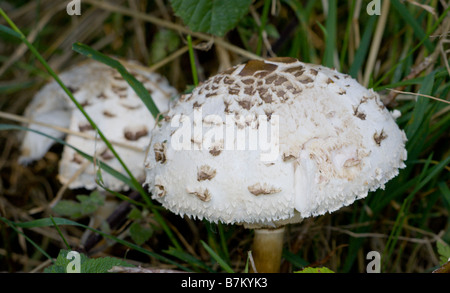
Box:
252;227;285;273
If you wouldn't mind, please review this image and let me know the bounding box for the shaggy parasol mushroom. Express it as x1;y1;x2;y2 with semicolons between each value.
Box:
144;57;407;272
19;59;178;191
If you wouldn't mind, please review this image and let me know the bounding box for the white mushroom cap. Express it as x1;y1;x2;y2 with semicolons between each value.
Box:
20;60;178;190
144;57;407;228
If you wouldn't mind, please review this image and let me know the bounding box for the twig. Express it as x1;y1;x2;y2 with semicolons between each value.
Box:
0;111;143;152
363;0;390;87
82;0;262;61
387;89;450;105
327;226;441;244
248;251;258;273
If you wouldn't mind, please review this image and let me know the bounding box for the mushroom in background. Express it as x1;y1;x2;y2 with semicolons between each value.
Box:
144;57;407;272
19;59;178;191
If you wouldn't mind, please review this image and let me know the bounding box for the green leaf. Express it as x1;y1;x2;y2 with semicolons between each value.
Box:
150;29;180;63
438;181;450;208
129;222;153;245
52;191;104;219
83;256;134;273
169;0;252;37
79;191;105;215
127;208;143;220
437;242;450;265
44;249;89;273
295;266;335;273
52;200;83;219
44;249;134;273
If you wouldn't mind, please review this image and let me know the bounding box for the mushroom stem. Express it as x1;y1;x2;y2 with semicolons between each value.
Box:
252;226;285;273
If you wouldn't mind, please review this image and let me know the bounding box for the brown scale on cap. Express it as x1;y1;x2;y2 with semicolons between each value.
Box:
238;60;278;77
155;185;166;197
111;84;128;99
72;153;84;165
265;56;298;63
103;110;116;117
258;88;272;103
248;183;282;196
374;130;388;146
242;78;254;85
282;65;305;77
80;100;91;107
67;86;79;94
228;89;240;96
282;153;297;162
193;101;203;108
310;69;319;76
154;142;167;163
124;126;148;141
237;97;254;110
191;58;332;110
353;105;366;120
209;145;222;156
78;123;94;132
97;93;107;99
188;188;211;202
100;148;115;160
197;165;217;181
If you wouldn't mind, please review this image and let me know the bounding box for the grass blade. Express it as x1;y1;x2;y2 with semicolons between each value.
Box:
163;247;211;272
390;0;434;52
7;216;189;271
255;0;271;56
383;155;450;271
349;16;377;78
322;0;337;68
186;35;199;86
0;217;54;263
201;240;234;273
50;215;71;251
71;42;161;120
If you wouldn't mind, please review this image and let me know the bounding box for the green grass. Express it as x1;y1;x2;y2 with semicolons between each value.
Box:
0;0;448;273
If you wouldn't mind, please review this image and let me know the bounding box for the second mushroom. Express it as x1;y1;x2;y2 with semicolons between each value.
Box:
20;59;178;191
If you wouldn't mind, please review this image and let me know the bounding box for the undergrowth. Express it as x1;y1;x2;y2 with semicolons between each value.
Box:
0;0;449;273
